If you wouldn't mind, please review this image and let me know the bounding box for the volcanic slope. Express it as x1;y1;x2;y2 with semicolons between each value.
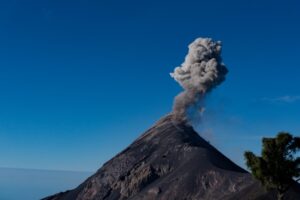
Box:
43;114;300;200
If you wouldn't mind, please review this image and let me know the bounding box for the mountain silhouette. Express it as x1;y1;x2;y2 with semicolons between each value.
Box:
43;114;300;200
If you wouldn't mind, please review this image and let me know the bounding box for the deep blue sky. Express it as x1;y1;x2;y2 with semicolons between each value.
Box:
0;0;299;171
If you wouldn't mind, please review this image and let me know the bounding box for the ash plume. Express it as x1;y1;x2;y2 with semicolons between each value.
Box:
170;38;228;121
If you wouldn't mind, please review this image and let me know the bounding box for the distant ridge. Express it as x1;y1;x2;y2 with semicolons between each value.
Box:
0;167;92;174
0;167;91;200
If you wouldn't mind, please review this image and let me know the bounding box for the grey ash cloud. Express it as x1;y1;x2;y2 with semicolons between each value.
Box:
170;37;228;121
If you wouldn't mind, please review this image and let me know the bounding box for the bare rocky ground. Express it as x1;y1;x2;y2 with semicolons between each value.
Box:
43;114;300;200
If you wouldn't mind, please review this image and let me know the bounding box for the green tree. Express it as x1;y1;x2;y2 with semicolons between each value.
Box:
244;132;300;200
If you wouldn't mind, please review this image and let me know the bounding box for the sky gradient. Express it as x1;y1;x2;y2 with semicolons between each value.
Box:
0;0;300;172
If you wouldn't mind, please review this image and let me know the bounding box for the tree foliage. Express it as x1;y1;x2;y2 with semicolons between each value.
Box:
244;132;300;200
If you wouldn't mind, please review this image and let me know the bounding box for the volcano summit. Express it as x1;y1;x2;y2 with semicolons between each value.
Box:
43;114;300;200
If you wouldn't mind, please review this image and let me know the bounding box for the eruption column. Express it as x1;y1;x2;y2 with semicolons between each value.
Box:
170;38;228;121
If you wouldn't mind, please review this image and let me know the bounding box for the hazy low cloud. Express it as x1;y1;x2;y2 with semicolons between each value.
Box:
261;95;300;103
214;135;264;141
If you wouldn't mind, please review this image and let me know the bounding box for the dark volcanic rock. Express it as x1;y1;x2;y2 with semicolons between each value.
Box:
43;114;300;200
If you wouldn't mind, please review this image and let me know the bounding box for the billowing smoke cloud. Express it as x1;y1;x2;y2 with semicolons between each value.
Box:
170;38;228;121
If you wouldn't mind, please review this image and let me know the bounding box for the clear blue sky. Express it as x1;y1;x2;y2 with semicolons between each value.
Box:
0;0;299;172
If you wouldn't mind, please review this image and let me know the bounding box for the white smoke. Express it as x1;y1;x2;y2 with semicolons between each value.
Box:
170;37;228;121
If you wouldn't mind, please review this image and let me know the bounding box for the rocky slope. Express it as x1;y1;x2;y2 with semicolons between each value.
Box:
43;114;300;200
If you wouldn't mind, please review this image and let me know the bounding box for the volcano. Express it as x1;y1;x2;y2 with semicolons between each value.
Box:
43;114;300;200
